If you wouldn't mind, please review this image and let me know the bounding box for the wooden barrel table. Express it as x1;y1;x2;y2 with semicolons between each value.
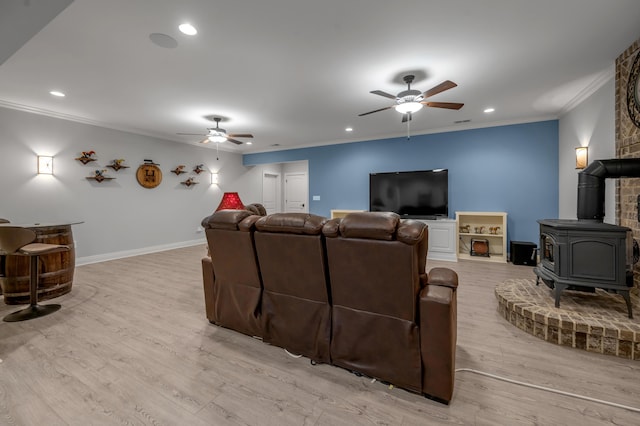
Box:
0;223;79;305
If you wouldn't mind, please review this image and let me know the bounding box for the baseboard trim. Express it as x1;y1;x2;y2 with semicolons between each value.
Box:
427;252;458;262
76;238;206;266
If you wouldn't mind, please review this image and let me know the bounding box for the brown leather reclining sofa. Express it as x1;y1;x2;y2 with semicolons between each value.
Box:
201;210;458;403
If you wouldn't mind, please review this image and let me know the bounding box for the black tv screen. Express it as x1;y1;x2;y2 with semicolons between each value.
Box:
369;169;448;218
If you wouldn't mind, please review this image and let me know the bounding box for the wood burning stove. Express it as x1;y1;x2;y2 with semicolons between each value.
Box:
534;158;640;319
534;219;633;318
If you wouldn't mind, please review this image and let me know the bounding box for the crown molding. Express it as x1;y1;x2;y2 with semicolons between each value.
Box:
0;99;240;153
243;115;559;155
0;98;106;127
559;64;614;116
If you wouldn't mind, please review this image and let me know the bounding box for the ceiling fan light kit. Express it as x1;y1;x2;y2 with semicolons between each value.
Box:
177;116;254;146
207;133;227;143
395;101;423;114
359;74;464;122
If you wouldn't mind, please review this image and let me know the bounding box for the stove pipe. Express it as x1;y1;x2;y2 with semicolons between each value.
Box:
577;158;640;222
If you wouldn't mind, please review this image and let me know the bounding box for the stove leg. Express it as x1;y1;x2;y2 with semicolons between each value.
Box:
554;283;568;308
620;290;633;319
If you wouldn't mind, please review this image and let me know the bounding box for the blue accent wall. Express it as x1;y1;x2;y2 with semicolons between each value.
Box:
244;120;559;246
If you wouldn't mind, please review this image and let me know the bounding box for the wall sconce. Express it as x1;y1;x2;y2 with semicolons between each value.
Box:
210;172;219;184
575;147;588;169
37;155;53;175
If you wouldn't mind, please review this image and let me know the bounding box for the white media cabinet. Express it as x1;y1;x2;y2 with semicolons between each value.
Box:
417;218;457;262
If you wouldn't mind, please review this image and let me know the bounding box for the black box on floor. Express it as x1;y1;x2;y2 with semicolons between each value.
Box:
510;241;537;266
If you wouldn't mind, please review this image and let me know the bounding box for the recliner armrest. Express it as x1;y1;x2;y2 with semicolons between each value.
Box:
418;280;457;403
427;267;458;289
201;257;217;324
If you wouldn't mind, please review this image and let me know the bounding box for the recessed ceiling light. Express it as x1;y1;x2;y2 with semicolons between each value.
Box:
178;23;197;35
246;142;253;145
484;107;495;113
345;127;353;132
50;91;65;97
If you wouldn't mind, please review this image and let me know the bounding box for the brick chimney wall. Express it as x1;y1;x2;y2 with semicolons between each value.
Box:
615;37;640;286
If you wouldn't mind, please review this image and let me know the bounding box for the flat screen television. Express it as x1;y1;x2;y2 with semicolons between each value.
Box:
369;169;448;219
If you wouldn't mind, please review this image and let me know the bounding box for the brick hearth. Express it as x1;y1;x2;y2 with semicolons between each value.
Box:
495;279;640;360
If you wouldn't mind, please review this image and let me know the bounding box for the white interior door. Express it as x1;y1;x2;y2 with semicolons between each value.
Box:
262;172;280;214
284;172;308;213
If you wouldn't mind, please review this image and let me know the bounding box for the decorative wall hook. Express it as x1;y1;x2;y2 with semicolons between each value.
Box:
181;177;199;187
86;169;114;183
172;165;187;175
75;150;97;165
107;158;129;171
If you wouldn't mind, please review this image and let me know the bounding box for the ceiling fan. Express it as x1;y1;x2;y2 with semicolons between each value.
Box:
177;117;253;145
359;75;464;122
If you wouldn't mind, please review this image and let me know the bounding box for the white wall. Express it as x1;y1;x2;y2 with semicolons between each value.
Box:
0;106;257;263
282;161;308;174
558;76;616;222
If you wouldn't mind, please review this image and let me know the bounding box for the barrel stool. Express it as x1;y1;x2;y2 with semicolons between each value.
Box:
0;226;69;322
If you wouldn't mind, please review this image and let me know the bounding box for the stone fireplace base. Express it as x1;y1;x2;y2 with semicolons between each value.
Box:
495;279;640;360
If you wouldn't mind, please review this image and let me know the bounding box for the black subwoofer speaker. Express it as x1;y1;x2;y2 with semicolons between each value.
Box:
510;241;537;266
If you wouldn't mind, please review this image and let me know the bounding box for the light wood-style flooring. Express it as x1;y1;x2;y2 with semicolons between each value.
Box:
1;245;639;425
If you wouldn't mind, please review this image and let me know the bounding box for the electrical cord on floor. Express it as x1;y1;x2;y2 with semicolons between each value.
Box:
279;348;639;413
456;368;640;414
284;348;303;358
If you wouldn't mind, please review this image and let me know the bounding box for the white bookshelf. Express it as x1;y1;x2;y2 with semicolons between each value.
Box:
456;211;507;263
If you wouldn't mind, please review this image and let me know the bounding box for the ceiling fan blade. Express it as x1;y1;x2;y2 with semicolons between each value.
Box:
177;132;206;136
226;138;243;145
370;90;397;100
199;138;210;144
228;133;253;138
423;101;464;110
401;113;412;123
423;80;457;98
358;105;394;116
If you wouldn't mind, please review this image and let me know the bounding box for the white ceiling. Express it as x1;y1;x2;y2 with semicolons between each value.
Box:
1;0;640;154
